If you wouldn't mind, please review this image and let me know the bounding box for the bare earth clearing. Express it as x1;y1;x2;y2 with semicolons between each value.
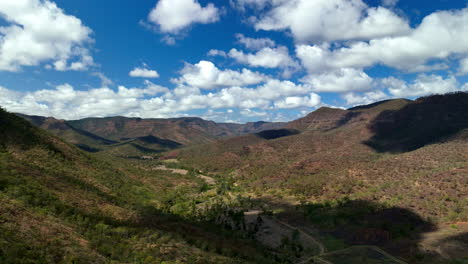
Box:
153;165;216;185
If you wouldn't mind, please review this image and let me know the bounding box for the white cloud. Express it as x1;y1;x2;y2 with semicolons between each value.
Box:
252;0;409;43
255;79;312;99
463;83;468;91
296;7;468;73
0;0;93;72
0;86;21;105
0;82;171;120
139;80;170;95
235;33;276;50
201;109;236;122
274;93;321;109
459;57;468;75
240;108;268;117
148;0;219;34
129;67;160;78
342;74;468;106
231;0;271;11
382;74;461;97
201;107;290;123
92;72;113;87
117;82;168;98
228;46;299;72
166;78;315;110
301;68;373;93
173;60;267;89
0;74;322;120
207;49;227;57
210;44;300;76
342;90;389;106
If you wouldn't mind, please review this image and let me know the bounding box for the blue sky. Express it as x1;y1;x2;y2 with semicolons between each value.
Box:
0;0;467;123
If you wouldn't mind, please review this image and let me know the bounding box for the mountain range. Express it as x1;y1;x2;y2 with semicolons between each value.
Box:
2;91;468;264
17;114;285;156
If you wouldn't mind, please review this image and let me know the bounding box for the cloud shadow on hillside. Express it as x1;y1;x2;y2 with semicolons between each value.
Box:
364;92;468;153
250;196;468;263
255;129;301;140
296;199;468;263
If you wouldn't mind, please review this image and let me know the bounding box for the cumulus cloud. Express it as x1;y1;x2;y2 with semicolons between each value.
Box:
201;108;290;123
92;72;113;87
179;79;320;110
463;83;468;91
211;40;299;75
0;76;322;120
296;8;468;73
0;0;94;72
129;66;160;78
0;82;172;120
173;60;267;89
341;74;468;106
0;86;21;104
228;46;300;73
166;79;312;110
301;68;373;93
240;108;268;117
148;0;219;34
274;93;321;109
340;74;467;106
342;90;389;106
252;0;409;43
382;74;462;97
182;79;320;110
207;49;227;57
459;57;468;75
235;33;276;50
231;0;271;11
140;80;170;95
117;82;168;98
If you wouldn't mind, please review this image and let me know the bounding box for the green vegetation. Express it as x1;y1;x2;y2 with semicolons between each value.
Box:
0;108;288;263
3;93;468;264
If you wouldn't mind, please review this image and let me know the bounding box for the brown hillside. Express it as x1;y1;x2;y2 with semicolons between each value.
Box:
179;93;468;223
68;117;284;145
286;107;349;131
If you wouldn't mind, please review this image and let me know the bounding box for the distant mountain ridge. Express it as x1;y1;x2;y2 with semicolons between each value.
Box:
17;92;468;158
17;113;285;156
67;116;285;144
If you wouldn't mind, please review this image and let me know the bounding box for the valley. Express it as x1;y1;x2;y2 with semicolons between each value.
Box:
3;0;468;263
1;92;468;263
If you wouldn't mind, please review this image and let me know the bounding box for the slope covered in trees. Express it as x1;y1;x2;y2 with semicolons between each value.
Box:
0;108;289;263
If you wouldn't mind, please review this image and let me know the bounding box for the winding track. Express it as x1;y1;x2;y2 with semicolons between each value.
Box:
274;217;326;255
154;163;407;264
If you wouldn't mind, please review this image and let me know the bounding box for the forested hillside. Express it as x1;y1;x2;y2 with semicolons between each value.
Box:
0;108;288;263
